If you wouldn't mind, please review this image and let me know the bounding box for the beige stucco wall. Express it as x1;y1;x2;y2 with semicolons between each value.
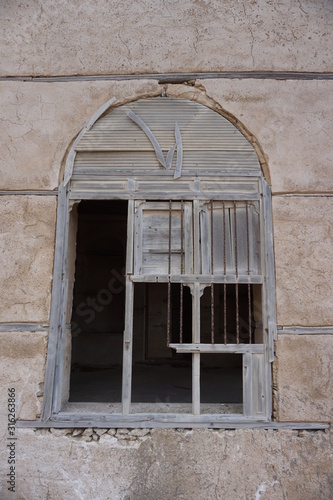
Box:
1;79;333;193
274;335;333;422
1;0;332;76
0;80;161;190
273;196;333;326
0;428;330;499
0;196;56;323
199;79;333;194
0;332;47;421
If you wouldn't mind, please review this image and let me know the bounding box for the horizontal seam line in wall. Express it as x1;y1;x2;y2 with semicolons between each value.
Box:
0;323;49;332
0;190;58;195
272;193;333;197
1;192;333;197
1;71;333;83
277;327;333;334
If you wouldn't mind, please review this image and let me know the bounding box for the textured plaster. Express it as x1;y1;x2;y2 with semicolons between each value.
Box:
0;331;47;422
0;80;161;190
274;335;333;422
0;427;331;499
272;196;333;326
0;196;56;322
1;0;333;76
199;79;333;193
2;79;332;193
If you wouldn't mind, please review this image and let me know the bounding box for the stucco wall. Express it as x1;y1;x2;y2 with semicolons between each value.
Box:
1;0;332;76
0;428;331;499
1;1;332;498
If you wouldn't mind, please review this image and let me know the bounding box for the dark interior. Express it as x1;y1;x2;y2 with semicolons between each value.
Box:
69;200;243;407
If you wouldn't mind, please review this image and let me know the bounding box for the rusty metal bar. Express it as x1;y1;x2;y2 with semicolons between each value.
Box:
246;202;252;344
210;201;215;344
167;200;172;346
223;201;227;345
180;200;184;343
234;201;239;344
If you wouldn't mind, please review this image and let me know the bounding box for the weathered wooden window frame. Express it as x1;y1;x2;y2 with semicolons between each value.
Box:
40;179;275;427
41;98;277;428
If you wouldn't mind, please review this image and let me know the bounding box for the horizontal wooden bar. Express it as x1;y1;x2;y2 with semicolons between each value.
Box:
72;170;262;179
0;323;49;332
0;190;58;196
169;343;264;353
17;416;329;430
273;193;333;197
130;274;263;284
278;326;333;335
3;71;333;83
69;191;260;201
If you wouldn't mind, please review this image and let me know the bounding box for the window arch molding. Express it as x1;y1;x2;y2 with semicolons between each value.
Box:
42;95;276;427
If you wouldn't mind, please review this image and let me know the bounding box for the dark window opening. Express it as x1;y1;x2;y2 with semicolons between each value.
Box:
200;354;242;405
131;283;192;406
69;200;127;402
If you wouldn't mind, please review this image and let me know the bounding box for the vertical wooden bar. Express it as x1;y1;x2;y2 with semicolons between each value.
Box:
167;200;172;346
133;201;142;275
180;200;184;343
253;353;265;416
210;201;214;344
193;200;201;274
262;180;277;361
243;352;253;417
223;202;227;345
53;193;71;413
41;182;68;421
122;279;134;415
192;200;201;415
122;200;134;415
262;180;276;419
184;201;193;274
234;201;239;344
192;282;201;415
246;202;252;344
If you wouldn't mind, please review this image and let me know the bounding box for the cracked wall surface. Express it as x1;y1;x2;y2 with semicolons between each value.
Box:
1;79;333;192
0;80;161;190
198;79;333;194
1;1;333;492
1;0;332;76
273;197;333;326
0;196;56;323
0;428;331;499
274;335;333;422
0;332;47;422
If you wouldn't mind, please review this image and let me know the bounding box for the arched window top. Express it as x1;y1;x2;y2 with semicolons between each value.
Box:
42;95;276;427
68;97;262;199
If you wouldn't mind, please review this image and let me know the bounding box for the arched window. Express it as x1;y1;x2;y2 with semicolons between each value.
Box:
42;97;276;427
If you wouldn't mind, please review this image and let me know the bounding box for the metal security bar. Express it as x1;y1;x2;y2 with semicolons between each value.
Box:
180;200;184;344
